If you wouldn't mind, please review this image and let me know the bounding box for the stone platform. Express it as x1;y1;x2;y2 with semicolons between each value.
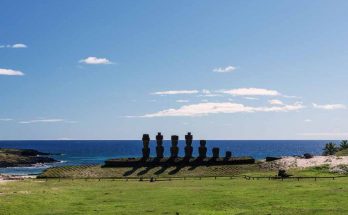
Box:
103;156;255;168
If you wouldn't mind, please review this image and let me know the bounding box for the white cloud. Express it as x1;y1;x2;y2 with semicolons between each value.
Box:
220;88;281;96
0;68;24;76
18;118;75;124
202;89;211;94
304;119;312;123
269;99;284;105
213;65;237;73
199;89;222;97
79;57;112;65
152;90;199;95
312;103;346;110
0;43;27;48
139;102;305;117
0;118;13;121
176;100;189;103
12;43;27;48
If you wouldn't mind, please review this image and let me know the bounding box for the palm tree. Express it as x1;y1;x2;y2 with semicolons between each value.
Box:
322;142;338;156
340;140;348;150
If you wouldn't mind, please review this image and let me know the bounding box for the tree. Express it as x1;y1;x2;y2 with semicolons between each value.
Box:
340;140;348;150
322;142;338;156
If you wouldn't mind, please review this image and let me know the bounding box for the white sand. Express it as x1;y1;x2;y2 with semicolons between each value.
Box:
272;156;348;169
0;174;34;183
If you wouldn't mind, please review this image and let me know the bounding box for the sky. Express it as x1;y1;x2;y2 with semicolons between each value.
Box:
1;0;348;140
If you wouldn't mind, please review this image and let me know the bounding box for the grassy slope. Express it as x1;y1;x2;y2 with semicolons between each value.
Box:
39;164;266;178
1;177;348;215
40;163;344;179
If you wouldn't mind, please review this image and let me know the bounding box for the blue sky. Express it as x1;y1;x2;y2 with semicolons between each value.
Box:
1;0;348;140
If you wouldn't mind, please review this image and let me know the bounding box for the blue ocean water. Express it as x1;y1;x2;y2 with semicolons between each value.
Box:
0;140;336;175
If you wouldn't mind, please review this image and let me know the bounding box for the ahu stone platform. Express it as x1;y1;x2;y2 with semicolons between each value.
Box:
104;132;255;168
104;157;255;167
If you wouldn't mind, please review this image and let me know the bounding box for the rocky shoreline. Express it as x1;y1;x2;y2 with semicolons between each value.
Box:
0;148;59;168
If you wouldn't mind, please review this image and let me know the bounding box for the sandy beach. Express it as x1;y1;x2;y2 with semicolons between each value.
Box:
0;174;35;183
262;156;348;170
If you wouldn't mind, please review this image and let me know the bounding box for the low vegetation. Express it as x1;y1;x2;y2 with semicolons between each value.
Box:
322;140;348;156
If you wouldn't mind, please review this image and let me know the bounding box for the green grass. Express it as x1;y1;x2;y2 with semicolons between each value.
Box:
1;177;348;215
336;148;348;156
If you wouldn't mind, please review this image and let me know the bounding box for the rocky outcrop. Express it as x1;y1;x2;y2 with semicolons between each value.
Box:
0;148;58;168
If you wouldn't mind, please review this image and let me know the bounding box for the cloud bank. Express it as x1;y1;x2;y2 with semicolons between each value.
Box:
139;102;305;117
220;88;281;96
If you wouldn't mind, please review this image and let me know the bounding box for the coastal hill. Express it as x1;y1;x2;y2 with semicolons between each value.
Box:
0;148;58;168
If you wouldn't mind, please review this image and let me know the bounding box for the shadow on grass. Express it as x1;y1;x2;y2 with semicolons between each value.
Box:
137;166;155;176
154;166;169;175
169;166;183;175
123;167;139;176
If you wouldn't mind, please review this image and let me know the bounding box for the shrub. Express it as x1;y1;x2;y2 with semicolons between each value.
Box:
322;142;338;156
340;140;348;150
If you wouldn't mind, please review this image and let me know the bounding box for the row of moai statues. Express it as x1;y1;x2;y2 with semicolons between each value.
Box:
142;132;232;159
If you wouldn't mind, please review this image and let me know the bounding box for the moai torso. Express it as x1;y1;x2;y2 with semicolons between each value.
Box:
170;135;179;158
199;140;207;158
142;134;150;159
156;132;164;158
225;151;232;158
212;147;220;158
184;132;193;158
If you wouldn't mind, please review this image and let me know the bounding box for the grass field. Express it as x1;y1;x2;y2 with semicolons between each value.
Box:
1;176;348;215
1;165;347;215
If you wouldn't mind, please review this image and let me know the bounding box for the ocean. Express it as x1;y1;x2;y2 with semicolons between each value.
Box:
0;140;336;175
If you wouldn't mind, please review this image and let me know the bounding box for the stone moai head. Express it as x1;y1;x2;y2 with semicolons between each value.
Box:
156;132;163;146
212;147;220;158
225;151;232;158
171;135;179;146
199;140;207;147
185;132;193;146
170;135;179;158
142;134;150;159
156;132;164;159
142;134;150;148
199;140;207;158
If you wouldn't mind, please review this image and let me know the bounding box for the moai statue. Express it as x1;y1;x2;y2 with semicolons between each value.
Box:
212;147;220;158
184;132;193;158
156;132;164;159
225;151;232;158
142;134;150;159
170;135;179;158
198;140;207;158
